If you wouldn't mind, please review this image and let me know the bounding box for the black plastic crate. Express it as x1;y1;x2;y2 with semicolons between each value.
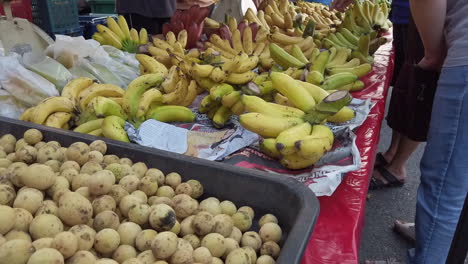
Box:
0;116;320;263
79;13;117;39
32;0;79;37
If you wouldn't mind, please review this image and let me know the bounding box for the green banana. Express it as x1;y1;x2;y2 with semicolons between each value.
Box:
270;72;316;112
210;83;235;102
336;33;358;50
327;106;355;123
199;95;220;114
327;58;361;69
309;50;330;76
351;50;374;64
328;63;372;78
290;45;309;64
340;28;359;46
102;115;129;142
88;96;126;119
212;106;232;128
326;47;350;69
269;43;306;69
73;118;104;134
309;48;321;63
146;105;195;123
123;73;164;120
358;34;371;56
298;81;330;103
328;34;348;48
306;71;324;85
321;72;358;90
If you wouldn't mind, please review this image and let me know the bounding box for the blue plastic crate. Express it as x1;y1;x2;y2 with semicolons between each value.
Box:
79;13;117;39
52;25;83;40
32;0;79;36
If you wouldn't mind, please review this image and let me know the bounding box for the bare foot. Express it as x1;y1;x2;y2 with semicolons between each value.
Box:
393;220;416;244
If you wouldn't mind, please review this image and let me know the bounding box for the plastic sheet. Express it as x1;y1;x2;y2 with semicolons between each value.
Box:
300;35;395;264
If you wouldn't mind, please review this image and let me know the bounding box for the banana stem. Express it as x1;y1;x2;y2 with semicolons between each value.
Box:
304;90;352;124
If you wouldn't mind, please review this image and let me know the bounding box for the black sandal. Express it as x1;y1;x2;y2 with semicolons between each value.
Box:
369;166;404;190
377;166;405;187
375;153;389;167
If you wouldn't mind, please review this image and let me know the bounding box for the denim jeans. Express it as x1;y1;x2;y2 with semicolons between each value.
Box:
408;66;468;263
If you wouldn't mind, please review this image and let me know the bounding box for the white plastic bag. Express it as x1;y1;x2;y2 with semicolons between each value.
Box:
47;35;107;69
78;59;127;88
0;54;59;106
22;52;72;91
101;45;140;68
90;56;139;86
0;88;28;119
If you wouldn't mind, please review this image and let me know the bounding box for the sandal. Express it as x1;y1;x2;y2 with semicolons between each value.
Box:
375;153;389;167
393;220;416;245
369;166;405;190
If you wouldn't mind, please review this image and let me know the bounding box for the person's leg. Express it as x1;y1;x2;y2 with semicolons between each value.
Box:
382;130;401;163
409;66;468;264
385;135;419;180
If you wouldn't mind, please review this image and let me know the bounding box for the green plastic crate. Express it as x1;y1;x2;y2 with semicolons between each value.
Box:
88;0;115;14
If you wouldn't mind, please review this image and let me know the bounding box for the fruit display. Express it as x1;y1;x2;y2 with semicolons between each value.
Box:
93;16;149;53
296;1;342;37
0;129;284;263
162;5;211;49
18;74;197;142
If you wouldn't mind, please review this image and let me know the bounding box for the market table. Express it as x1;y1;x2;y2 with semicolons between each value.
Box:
300;38;395;264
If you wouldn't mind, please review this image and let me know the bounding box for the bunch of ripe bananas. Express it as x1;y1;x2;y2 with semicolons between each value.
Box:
92;16;148;53
237;72;354;169
296;1;341;36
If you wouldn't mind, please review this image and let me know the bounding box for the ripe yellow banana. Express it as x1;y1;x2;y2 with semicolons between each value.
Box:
210;67;228;83
274;93;295;107
61;77;95;103
257;10;271;31
78;84;124;110
270;32;303;45
241;95;304;118
297;81;330;103
177;30;188;48
102;115;129;142
243;27;254;55
253;42;267;56
232;29;244;54
276;122;312;155
118;15;131;39
227;16;238;32
162;75;189;105
97;24;122;49
270;72;316;112
130;28;140;43
191;63;215;78
123;74;164;118
139;28;148;45
231;100;245;115
44;112;72;128
280;152;319;169
107;17;125;40
153;38;173;51
226;71;256;85
136;89;163;120
148;47;172;67
193;75;217;92
290;45;309;64
146;105;195;123
89;96;127;119
327;106;355;123
162;66;179;93
31;96;75;124
19;107;35;122
239;112;304;138
221;91;241;108
259;138;281;158
180;80;198;107
235;56;259;73
136;54;168;76
166;31;177;45
212;106;232;128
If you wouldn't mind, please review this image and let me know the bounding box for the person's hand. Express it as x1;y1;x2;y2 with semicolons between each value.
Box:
330;0;354;11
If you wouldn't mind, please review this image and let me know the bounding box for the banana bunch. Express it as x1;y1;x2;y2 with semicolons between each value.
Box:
147;30;199;69
20;96;76;129
190;52;258;87
74;115;129;141
122;73;197;126
340;0;391;34
296;1;341;38
92;16;148;53
254;0;301;35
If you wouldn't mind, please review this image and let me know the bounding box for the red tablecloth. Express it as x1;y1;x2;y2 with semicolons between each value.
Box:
301;39;395;264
